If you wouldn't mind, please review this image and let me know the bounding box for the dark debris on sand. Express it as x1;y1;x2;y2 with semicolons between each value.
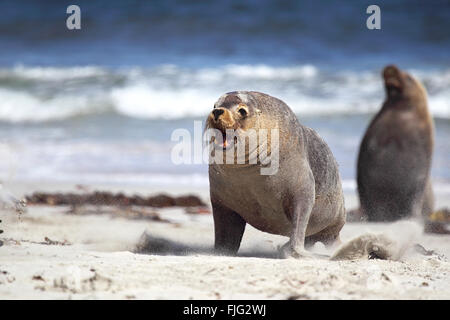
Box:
43;236;71;246
25;191;206;208
66;205;180;222
425;208;450;234
0;219;3;247
23;191;211;221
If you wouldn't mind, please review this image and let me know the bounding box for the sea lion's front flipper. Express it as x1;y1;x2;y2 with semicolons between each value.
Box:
211;199;246;256
278;242;330;260
279;173;315;259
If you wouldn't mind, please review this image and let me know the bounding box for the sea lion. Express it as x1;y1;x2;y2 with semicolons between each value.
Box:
206;91;346;258
356;65;434;222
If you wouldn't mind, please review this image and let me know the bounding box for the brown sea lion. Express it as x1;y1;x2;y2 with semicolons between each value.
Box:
357;65;434;222
205;91;346;258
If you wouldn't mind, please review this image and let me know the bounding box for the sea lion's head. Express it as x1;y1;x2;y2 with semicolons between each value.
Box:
205;92;261;149
205;91;280;174
383;65;427;103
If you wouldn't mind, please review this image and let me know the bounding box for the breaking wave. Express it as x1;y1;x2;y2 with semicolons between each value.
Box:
0;64;449;122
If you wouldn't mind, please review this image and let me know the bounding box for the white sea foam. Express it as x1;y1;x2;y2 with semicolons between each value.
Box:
0;88;109;122
0;64;449;122
0;65;108;81
110;85;219;120
217;64;319;80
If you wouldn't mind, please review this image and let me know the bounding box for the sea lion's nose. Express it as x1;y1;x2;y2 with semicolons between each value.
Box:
212;108;225;121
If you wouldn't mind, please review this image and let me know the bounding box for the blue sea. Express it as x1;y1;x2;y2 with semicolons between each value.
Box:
0;0;449;194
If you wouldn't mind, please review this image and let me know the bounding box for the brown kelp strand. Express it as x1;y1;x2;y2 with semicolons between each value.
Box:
25;191;206;208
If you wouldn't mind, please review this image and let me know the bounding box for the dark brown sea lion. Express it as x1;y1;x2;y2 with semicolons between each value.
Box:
357;65;434;222
205;91;346;258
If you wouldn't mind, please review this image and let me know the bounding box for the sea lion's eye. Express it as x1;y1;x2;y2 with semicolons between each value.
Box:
238;108;248;117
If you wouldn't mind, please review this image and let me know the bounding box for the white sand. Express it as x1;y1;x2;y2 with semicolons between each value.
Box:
0;183;449;300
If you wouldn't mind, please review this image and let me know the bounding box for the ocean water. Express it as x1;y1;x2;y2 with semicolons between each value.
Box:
0;0;449;194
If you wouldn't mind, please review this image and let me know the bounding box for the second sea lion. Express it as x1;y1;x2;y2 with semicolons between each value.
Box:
356;65;434;222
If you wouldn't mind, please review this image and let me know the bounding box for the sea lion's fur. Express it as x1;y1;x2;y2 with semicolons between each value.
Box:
357;65;434;222
207;91;346;258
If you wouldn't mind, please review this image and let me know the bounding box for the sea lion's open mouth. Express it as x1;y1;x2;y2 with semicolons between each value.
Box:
385;77;401;89
212;129;238;150
385;81;402;97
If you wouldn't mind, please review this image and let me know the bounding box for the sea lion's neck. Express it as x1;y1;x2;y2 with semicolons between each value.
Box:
382;94;428;114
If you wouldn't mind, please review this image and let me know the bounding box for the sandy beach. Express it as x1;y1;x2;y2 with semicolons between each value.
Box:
1;182;449;300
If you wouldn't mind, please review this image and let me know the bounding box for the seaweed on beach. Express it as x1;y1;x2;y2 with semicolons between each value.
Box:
25;191;206;208
0;219;3;247
66;205;179;222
